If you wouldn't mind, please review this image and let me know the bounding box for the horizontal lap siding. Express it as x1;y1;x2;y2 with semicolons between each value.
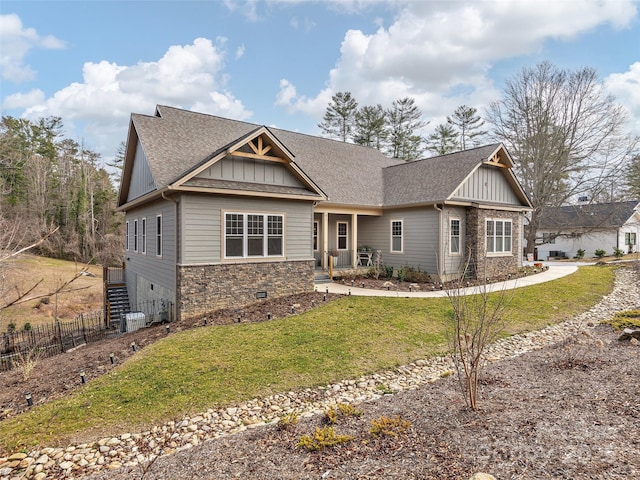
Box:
125;201;176;303
181;194;313;264
359;208;440;275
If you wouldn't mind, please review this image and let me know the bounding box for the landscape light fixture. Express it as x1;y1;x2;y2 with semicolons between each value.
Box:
80;371;86;384
267;312;272;320
109;353;115;365
25;392;33;407
131;342;137;352
166;324;170;333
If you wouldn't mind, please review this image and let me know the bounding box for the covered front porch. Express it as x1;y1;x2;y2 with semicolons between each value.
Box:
312;208;383;272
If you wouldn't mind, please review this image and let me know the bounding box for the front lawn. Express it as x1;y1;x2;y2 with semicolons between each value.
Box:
0;265;615;452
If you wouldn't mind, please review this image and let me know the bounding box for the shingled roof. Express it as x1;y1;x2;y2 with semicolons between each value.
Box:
122;105;530;209
537;201;640;230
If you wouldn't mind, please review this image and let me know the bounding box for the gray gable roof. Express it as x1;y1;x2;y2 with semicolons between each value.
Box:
537;201;640;230
121;106;531;210
128;105;401;207
383;144;503;206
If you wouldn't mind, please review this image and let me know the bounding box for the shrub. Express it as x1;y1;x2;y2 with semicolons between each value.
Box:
594;248;606;258
605;309;640;330
574;249;585;259
23;322;32;332
323;403;363;424
276;412;299;431
7;321;16;333
403;265;431;283
396;267;405;282
382;264;393;280
369;415;411;437
297;426;354;451
613;247;625;258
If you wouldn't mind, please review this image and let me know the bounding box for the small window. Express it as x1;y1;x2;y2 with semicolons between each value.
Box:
625;232;637;245
391;220;403;253
225;213;244;258
486;219;512;254
133;219;138;252
156;215;162;257
141;218;147;254
450;219;460;254
247;214;264;256
313;221;318;251
337;222;348;250
125;221;130;251
268;215;283;256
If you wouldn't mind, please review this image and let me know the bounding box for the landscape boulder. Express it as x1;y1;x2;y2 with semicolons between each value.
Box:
618;328;640;342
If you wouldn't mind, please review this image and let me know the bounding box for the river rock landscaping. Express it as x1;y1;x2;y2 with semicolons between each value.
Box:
1;267;639;479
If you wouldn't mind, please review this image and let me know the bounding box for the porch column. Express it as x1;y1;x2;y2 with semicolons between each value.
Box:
352;213;358;268
322;212;329;270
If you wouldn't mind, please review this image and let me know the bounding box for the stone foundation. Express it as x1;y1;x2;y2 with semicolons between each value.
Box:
177;260;314;319
465;208;521;279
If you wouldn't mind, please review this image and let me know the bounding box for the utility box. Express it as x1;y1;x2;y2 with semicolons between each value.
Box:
125;312;146;333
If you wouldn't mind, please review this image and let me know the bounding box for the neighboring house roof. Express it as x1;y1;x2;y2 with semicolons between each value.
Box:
119;105;532;210
537;201;640;230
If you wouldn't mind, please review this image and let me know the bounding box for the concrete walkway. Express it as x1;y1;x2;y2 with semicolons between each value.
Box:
316;264;579;298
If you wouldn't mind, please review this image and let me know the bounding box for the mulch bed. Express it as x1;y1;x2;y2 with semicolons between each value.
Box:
82;324;640;479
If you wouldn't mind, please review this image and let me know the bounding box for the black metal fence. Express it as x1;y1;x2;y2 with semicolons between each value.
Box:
0;311;111;372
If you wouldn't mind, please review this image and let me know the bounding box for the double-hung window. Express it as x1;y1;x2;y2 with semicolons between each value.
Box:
625;232;637;245
313;222;318;251
486;219;512;254
225;213;284;258
133;219;138;252
125;221;130;251
391;220;403;253
141;218;147;254
450;219;460;254
156;215;163;257
337;222;348;250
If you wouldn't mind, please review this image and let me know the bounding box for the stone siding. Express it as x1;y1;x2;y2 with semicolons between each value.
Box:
177;260;314;319
465;208;522;279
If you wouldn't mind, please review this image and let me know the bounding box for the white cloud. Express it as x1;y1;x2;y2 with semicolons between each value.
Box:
277;0;638;125
0;13;66;82
17;37;251;160
235;44;246;59
290;16;316;32
605;62;640;136
2;88;45;109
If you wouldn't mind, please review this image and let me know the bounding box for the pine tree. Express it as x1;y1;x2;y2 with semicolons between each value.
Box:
426;124;460;155
353;104;386;150
318;92;358;142
385;97;426;161
447;105;487;150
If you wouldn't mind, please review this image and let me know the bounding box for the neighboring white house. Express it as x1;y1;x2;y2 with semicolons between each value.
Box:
535;200;640;259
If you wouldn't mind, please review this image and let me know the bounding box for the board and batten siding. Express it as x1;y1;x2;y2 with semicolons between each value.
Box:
180;193;314;265
124;200;176;307
197;156;303;188
453;165;521;205
126;141;157;202
358;207;441;275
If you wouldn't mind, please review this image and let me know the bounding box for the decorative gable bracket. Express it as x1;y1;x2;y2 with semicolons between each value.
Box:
229;133;289;164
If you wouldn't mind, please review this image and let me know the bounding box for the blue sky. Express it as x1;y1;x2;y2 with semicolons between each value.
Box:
1;0;639;165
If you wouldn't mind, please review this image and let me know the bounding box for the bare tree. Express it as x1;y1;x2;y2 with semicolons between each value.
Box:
443;253;512;410
487;61;639;253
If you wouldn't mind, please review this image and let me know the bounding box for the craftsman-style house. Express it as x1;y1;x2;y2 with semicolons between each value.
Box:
116;105;532;320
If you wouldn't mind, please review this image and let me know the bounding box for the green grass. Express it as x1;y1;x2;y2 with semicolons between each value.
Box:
0;265;615;452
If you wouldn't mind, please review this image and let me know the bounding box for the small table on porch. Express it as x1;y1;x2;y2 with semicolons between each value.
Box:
358;250;373;267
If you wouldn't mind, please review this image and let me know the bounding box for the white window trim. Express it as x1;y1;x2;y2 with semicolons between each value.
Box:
133;219;138;253
125;221;130;251
224;212;285;260
390;219;403;254
625;232;637;245
313;221;319;252
449;218;461;255
337;221;348;251
486;218;513;255
156;215;162;258
141;217;147;255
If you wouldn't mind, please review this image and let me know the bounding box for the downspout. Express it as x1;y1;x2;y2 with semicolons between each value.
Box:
433;204;444;279
162;191;179;320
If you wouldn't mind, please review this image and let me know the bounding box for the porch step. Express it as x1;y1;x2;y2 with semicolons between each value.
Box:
314;273;332;284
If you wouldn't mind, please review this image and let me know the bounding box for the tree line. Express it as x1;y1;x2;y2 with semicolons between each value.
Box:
319;61;639;252
0;116;123;265
318;94;487;161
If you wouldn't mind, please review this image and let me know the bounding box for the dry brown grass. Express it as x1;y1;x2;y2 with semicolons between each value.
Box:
0;254;103;331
